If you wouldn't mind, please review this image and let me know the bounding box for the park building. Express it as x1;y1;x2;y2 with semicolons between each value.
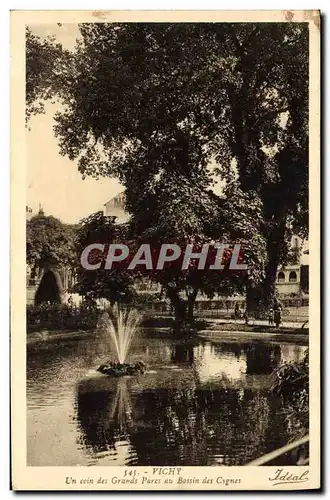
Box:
103;191;129;223
275;235;309;298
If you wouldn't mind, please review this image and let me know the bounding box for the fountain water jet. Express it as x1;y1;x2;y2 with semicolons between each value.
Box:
108;304;141;364
95;305;146;376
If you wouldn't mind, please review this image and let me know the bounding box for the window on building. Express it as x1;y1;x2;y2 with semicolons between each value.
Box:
289;271;297;282
278;271;285;282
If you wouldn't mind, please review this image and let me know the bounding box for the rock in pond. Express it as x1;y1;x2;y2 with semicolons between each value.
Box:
97;361;146;377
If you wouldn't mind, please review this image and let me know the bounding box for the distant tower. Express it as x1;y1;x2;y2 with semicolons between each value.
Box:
38;203;45;216
26;205;33;221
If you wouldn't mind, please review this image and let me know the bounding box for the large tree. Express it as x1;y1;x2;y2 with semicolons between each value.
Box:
126;171;266;332
208;24;309;311
26;23;308;313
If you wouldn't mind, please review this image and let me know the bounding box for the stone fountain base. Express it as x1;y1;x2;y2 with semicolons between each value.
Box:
97;361;146;377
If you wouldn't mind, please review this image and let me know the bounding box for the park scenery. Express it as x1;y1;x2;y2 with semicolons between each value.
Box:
25;21;309;468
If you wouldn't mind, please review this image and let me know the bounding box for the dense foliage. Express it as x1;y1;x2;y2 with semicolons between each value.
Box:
72;211;137;305
26;23;308;314
271;348;309;441
127;178;267;330
26;214;76;271
26;27;66;121
27;301;99;332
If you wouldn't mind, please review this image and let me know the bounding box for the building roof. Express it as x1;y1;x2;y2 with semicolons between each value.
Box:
103;191;126;207
103;191;128;223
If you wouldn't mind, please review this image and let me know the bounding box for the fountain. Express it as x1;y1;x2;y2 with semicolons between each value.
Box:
95;305;146;377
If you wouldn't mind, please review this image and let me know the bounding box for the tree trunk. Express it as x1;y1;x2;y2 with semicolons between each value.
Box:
246;240;281;316
166;286;186;323
246;238;279;317
187;288;198;323
165;286;197;337
261;245;280;307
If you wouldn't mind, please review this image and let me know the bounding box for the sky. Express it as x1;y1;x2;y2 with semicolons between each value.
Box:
27;103;123;224
27;23;224;224
27;24;124;223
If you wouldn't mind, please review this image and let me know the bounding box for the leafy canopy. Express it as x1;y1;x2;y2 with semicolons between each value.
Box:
26;23;308;310
26;214;76;269
72;211;136;304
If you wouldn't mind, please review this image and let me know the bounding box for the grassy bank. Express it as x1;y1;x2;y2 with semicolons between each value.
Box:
205;322;308;335
141;315;308;336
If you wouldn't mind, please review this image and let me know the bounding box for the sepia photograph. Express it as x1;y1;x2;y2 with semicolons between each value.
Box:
11;10;320;490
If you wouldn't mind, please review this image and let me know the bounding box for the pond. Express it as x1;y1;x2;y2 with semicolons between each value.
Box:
27;331;308;467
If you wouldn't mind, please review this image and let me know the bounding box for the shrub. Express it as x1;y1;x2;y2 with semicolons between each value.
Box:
26;301;99;332
271;348;309;440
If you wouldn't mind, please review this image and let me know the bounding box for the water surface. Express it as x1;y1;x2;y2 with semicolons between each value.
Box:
27;332;307;466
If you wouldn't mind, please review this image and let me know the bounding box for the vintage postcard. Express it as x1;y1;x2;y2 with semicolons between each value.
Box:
11;10;320;491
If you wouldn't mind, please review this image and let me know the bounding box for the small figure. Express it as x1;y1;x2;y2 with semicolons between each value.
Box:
234;303;240;318
274;299;282;312
274;308;282;328
268;307;274;326
243;310;249;325
273;299;282;328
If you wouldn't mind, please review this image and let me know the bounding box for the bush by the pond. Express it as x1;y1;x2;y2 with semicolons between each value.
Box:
27;302;99;332
271;348;309;440
141;315;209;331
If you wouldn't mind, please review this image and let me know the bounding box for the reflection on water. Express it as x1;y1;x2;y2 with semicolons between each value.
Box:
76;382;278;466
27;334;308;466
